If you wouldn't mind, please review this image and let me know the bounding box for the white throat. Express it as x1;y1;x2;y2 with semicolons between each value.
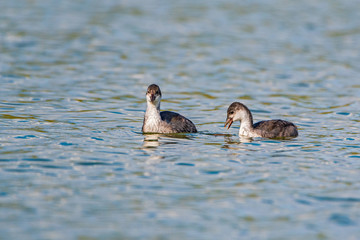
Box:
146;100;160;114
143;101;162;132
239;121;254;137
238;114;259;137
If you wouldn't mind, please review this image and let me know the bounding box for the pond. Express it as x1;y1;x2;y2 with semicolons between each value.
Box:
1;0;360;239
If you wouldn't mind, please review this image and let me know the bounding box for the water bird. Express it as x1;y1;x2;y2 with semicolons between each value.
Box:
142;84;197;133
224;102;298;138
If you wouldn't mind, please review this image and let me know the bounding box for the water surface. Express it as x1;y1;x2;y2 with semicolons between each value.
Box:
1;0;360;239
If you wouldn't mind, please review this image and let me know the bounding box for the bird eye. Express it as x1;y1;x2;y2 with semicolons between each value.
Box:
156;91;159;94
230;111;234;114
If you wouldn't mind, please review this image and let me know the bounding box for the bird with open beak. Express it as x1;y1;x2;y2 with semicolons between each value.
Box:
224;102;298;138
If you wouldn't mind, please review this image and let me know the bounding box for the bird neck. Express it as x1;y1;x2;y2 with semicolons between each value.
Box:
239;109;254;135
145;101;161;119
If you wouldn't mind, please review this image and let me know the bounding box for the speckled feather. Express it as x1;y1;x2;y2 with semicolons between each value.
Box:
253;119;298;138
142;84;197;134
142;110;197;134
226;102;298;138
160;111;197;133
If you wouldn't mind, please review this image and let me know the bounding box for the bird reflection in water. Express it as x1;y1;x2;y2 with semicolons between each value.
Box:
143;134;161;148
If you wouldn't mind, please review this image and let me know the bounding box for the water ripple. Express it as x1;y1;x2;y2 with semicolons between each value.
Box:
309;195;360;203
1;0;360;239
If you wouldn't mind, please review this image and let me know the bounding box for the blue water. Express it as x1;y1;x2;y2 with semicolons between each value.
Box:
1;0;360;239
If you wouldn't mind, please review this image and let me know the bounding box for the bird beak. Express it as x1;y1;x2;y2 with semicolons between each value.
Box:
224;118;233;130
150;94;156;102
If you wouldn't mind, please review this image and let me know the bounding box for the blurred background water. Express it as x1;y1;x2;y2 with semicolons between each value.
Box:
1;0;360;239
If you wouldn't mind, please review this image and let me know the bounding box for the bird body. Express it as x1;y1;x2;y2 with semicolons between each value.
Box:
142;84;197;134
225;102;298;138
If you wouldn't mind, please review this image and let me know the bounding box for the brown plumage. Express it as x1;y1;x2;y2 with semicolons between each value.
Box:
142;84;197;133
225;102;298;138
